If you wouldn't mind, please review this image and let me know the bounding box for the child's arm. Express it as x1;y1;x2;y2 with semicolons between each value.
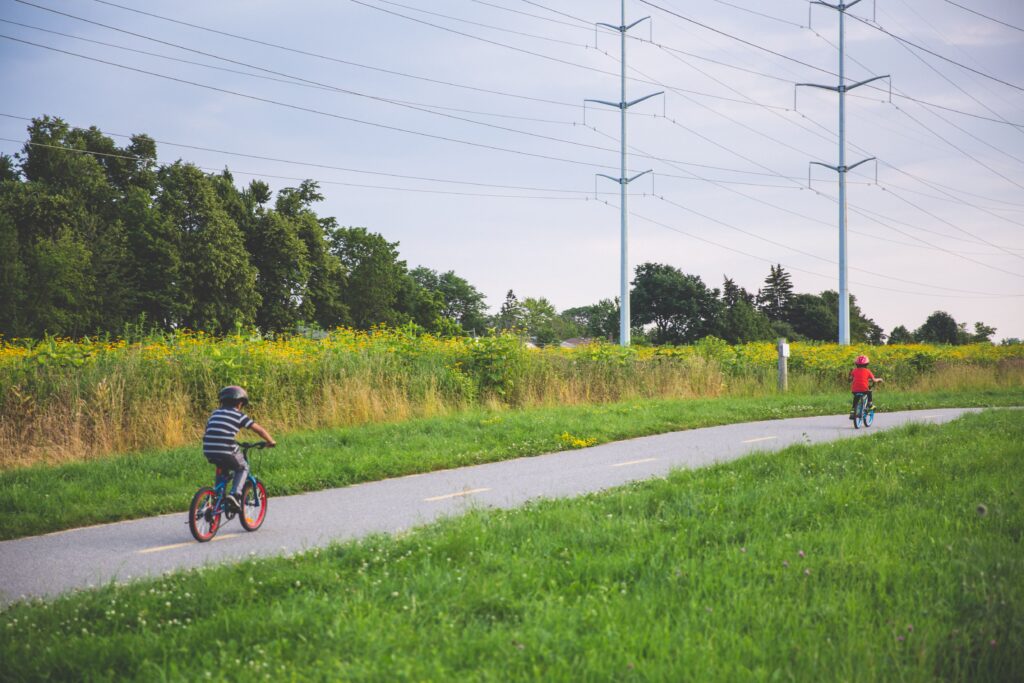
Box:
249;422;276;447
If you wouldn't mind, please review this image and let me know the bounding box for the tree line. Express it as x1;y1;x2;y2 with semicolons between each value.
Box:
0;117;1000;346
0;116;491;338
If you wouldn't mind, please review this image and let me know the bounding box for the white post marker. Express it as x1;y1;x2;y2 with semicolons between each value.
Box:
778;337;790;392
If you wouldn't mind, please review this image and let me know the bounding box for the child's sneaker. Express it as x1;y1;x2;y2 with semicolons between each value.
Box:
224;493;241;512
849;411;855;420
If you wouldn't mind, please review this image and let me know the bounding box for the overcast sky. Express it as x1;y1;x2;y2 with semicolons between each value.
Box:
2;0;1022;340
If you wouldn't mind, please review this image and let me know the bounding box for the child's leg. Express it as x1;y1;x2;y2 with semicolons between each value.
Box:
851;393;859;413
867;390;874;407
226;450;250;496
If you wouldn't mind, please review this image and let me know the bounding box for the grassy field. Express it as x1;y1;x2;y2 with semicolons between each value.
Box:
1;386;1021;541
2;409;1020;681
3;328;1021;467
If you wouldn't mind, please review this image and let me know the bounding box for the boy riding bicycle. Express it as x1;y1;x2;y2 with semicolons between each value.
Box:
203;386;276;511
848;355;883;419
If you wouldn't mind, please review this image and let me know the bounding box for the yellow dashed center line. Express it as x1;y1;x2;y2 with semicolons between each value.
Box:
424;487;491;502
741;436;778;444
610;458;658;468
138;533;240;554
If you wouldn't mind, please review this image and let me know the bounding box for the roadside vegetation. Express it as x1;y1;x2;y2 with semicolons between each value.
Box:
2;327;1022;467
2;410;1020;681
1;385;1021;540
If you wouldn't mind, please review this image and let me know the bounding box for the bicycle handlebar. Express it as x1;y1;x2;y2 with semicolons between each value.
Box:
238;441;272;450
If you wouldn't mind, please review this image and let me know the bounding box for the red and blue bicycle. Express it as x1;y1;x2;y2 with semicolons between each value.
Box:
188;441;269;542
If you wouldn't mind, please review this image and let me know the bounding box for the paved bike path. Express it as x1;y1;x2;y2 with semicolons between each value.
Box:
0;408;978;605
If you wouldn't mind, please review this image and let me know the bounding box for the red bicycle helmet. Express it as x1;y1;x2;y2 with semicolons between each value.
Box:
855;355;869;366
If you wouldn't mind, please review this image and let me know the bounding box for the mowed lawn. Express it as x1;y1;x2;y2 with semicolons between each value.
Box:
2;409;1021;681
0;387;1021;540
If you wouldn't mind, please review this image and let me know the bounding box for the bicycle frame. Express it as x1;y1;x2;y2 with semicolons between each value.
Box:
212;444;264;515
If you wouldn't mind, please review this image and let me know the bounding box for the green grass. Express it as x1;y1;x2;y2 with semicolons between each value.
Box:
1;387;1021;540
2;409;1021;681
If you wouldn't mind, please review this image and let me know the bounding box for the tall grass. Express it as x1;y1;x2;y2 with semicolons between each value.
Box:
1;329;1021;467
2;410;1020;681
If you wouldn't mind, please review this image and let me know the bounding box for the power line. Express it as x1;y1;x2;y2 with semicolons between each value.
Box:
0;34;635;171
940;0;1024;33
847;12;1024;92
1;26;822;186
0;18;580;127
654;194;1018;296
0;135;622;200
636;0;833;76
620;201;1024;299
370;0;596;49
90;0;1024;129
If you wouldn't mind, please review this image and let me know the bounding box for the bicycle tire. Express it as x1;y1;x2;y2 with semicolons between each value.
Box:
189;487;221;542
853;395;865;429
864;404;875;427
239;479;268;532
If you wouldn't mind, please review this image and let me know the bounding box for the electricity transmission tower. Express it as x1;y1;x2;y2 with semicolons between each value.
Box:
799;0;888;345
587;0;662;347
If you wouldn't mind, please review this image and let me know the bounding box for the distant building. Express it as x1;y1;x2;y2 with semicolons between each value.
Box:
559;337;594;349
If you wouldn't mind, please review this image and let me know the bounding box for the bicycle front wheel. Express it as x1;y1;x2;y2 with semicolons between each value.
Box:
864;405;875;427
239;479;268;531
189;487;221;542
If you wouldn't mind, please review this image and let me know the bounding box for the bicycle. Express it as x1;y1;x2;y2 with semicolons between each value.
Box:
847;376;880;430
188;441;270;542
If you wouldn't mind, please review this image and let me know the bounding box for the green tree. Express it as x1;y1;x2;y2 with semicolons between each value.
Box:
522;297;562;345
818;291;883;344
721;276;754;307
329;227;407;329
972;321;996;343
631;263;722;345
756;264;794;321
276;182;349;329
121;187;183;329
410;267;489;334
914;311;962;345
716;299;773;344
888;325;914;344
157;163;259;332
786;293;835;341
560;299;618;341
495;290;526;331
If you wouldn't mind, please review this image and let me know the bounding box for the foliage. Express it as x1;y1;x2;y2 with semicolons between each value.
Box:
888;325;914;344
631;263;722;344
756;263;793;320
914;310;970;345
495;290;526;331
1;328;1022;468
560;298;618;342
0;117;455;338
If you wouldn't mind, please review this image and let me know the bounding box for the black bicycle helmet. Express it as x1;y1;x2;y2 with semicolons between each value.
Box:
218;385;249;406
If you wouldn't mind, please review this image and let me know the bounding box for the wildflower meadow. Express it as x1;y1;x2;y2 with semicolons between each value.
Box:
1;328;1021;467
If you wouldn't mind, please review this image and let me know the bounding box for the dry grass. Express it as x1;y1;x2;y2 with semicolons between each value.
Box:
1;334;1020;469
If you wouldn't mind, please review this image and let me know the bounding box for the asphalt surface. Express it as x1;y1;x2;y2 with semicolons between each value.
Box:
0;407;979;605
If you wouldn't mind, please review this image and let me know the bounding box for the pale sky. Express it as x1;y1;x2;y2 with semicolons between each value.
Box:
2;0;1022;339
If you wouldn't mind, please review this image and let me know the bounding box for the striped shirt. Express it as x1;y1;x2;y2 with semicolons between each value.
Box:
202;408;254;459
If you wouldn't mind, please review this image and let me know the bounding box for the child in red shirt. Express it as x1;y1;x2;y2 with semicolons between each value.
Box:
849;355;883;419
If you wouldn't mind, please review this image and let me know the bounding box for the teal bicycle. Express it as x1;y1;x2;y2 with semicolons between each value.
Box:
852;392;874;428
189;442;269;542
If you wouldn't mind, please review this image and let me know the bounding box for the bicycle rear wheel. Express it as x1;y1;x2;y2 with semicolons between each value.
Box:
189;487;221;542
239;479;268;531
853;395;865;429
